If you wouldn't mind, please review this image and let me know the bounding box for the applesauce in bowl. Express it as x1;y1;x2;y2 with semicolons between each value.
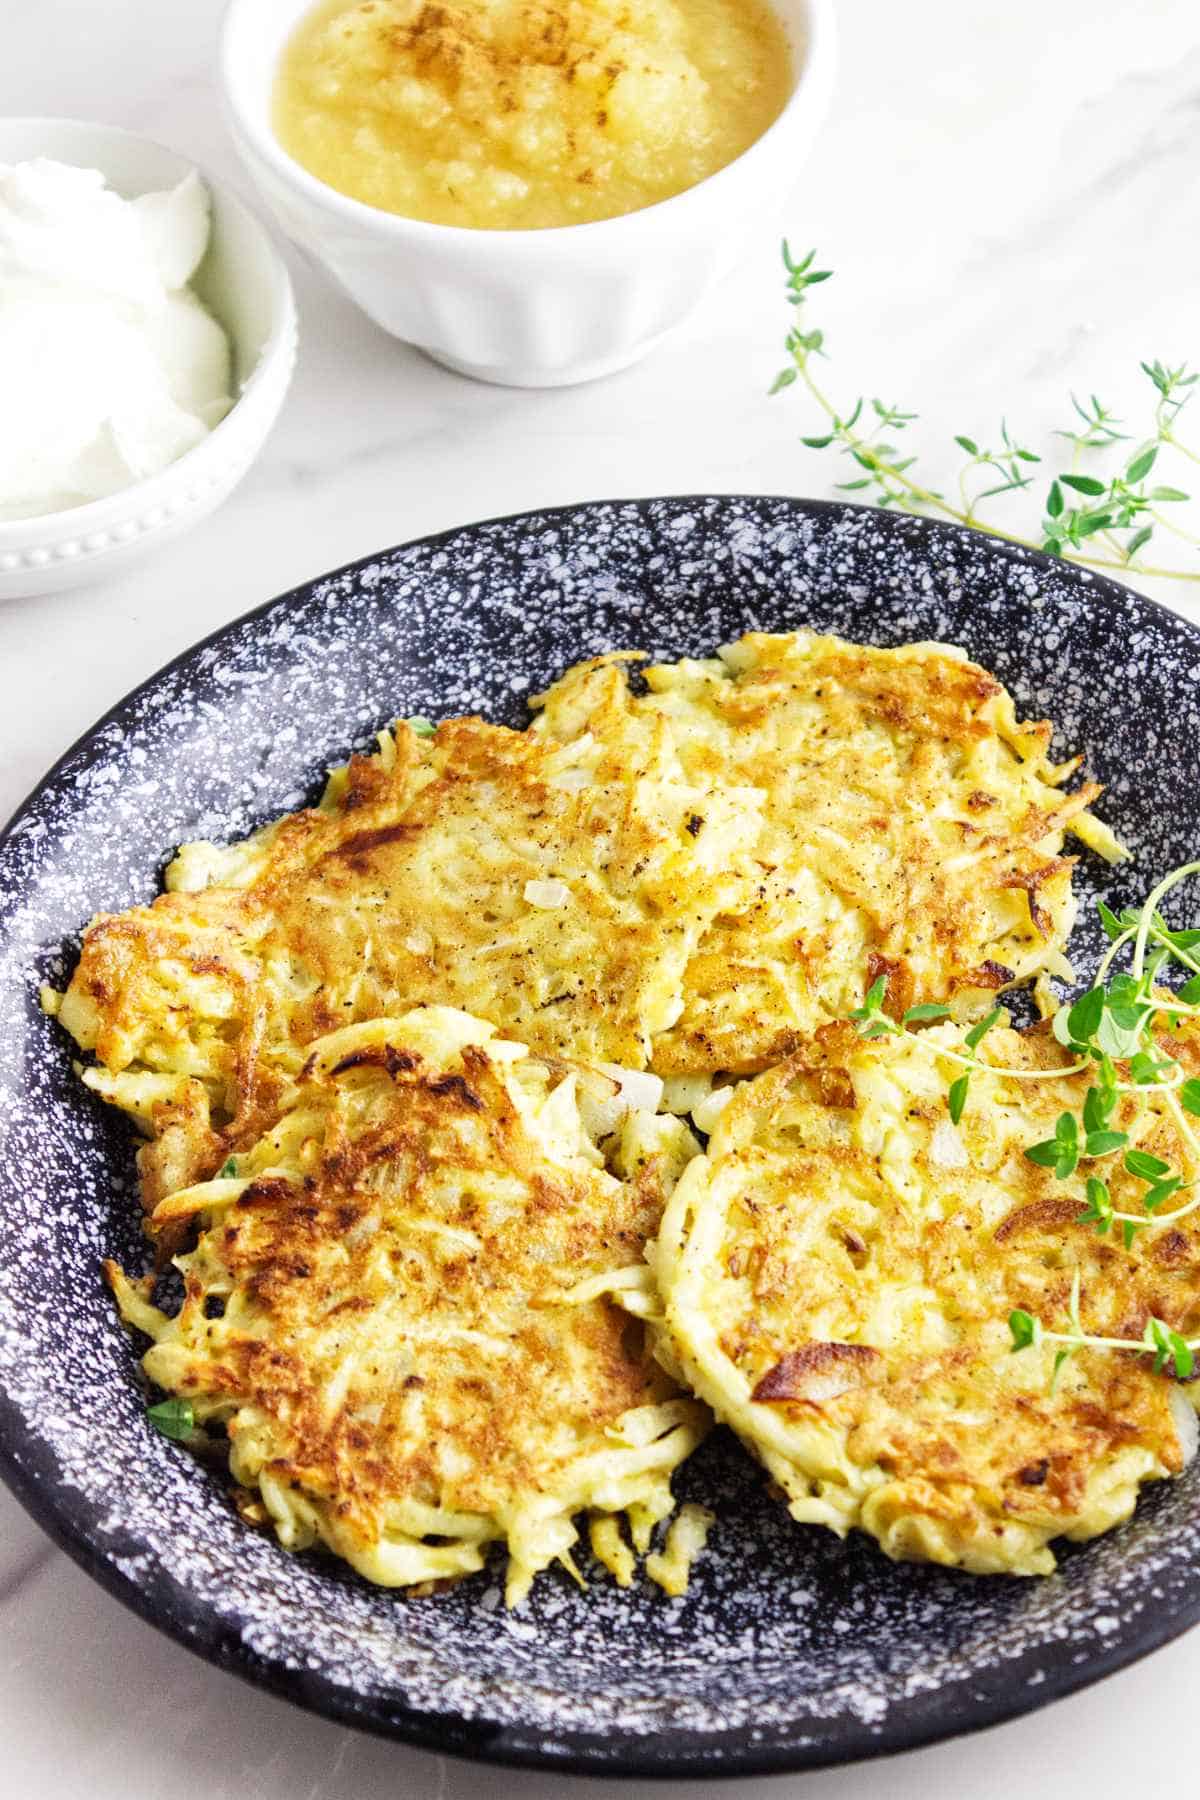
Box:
273;0;793;230
223;0;831;384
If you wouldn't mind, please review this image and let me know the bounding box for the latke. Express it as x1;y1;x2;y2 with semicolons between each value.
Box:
631;1016;1200;1575
108;1006;708;1603
534;633;1121;1074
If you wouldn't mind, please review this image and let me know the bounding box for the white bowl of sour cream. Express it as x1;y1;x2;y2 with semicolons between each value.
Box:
0;119;296;601
221;0;834;389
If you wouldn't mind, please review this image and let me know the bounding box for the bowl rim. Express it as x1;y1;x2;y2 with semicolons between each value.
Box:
0;116;296;548
219;0;836;249
4;494;1200;1778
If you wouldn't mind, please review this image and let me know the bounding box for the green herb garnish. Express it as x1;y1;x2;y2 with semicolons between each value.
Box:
771;245;1200;587
1010;1292;1196;1384
147;1397;195;1441
849;861;1200;1388
1025;1112;1079;1180
406;717;437;737
1012;867;1200;1241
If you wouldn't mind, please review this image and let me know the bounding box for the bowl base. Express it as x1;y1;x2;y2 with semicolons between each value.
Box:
420;332;667;389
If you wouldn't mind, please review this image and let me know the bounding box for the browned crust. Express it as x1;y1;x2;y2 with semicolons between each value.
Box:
994;1196;1085;1243
325;1044;423;1080
1002;858;1074;937
752;1342;882;1402
866;953;914;1021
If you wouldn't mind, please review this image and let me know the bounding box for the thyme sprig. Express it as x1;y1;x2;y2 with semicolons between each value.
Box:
1009;1273;1197;1388
849;984;1008;1123
849;863;1200;1384
771;246;1200;586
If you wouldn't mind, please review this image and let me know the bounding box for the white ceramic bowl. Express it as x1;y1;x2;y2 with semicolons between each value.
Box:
0;119;297;602
221;0;834;389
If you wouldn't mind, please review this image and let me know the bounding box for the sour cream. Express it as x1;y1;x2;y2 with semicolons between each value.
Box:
0;159;233;521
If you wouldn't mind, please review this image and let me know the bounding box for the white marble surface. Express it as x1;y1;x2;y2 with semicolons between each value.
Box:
4;1;1200;1792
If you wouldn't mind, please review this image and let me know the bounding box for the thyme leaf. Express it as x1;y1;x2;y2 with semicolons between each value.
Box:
147;1398;195;1442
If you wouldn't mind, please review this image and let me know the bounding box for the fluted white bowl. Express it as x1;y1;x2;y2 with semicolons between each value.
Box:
0;118;297;602
221;0;834;389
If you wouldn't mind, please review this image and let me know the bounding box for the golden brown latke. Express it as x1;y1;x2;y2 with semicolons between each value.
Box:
533;632;1121;1073
108;1007;707;1603
633;1016;1200;1575
47;629;1144;1595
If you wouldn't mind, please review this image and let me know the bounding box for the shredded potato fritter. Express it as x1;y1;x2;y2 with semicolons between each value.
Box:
633;1016;1200;1575
107;1007;707;1602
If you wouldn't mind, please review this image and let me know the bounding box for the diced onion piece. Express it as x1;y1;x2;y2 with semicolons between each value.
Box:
692;1084;735;1135
929;1121;968;1169
597;1062;663;1117
609;1112;698;1191
524;878;570;908
575;1087;625;1142
571;1064;621;1101
1170;1387;1199;1466
551;768;592;791
577;1061;663;1141
660;1074;714;1116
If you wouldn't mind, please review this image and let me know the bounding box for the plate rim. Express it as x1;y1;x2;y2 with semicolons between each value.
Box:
3;493;1199;1778
6;489;1197;858
6;1384;1200;1781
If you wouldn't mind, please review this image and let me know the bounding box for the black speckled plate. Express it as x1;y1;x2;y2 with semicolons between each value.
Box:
3;497;1200;1779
